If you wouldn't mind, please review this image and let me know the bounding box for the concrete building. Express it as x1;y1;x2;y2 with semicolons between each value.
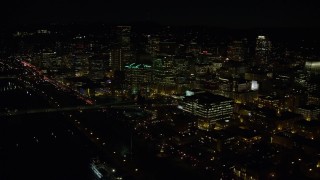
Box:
125;63;152;96
179;91;233;131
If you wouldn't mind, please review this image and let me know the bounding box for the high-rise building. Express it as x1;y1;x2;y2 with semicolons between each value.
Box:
152;55;176;94
227;40;247;61
186;42;201;56
125;63;152;95
153;55;176;85
114;26;131;48
73;53;90;77
179;91;234;131
146;35;160;57
295;70;320;94
109;48;122;71
89;55;108;79
305;60;320;74
255;35;272;65
296;105;320;121
174;56;190;75
110;26;133;71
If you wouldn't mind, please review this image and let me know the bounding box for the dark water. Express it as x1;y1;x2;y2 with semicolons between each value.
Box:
0;113;95;180
0;79;95;180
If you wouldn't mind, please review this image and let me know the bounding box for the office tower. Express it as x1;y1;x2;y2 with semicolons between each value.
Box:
73;53;90;77
152;55;177;94
179;91;234;131
305;60;320;74
255;35;272;65
146;35;160;57
227;40;247;61
153;55;176;85
296;105;320;121
115;26;131;46
110;26;133;71
109;48;123;71
125;63;152;95
186;42;201;56
89;55;108;80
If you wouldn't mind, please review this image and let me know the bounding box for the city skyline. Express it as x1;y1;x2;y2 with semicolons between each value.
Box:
2;2;320;179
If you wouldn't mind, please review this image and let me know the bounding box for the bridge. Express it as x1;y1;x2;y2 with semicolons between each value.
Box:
0;76;17;79
0;101;141;117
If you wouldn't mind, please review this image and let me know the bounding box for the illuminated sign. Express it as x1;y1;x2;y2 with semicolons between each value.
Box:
186;90;194;96
251;81;259;91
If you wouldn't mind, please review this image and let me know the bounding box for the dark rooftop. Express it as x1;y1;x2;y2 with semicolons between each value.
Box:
185;92;232;104
298;105;320;110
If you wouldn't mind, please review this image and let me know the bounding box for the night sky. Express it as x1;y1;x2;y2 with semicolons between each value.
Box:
1;0;320;28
